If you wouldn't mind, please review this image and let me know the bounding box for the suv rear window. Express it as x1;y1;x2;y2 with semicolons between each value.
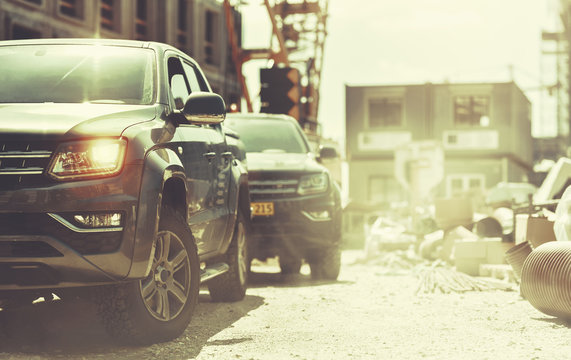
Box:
0;45;155;104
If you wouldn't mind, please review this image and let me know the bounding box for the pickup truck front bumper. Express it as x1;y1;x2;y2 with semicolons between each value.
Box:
0;164;142;290
248;191;342;260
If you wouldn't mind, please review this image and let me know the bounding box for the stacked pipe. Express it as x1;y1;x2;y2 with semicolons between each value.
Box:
504;241;532;281
504;215;555;283
509;186;571;319
520;241;571;319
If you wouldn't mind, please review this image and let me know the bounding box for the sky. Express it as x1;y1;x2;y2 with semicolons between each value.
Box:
239;0;560;147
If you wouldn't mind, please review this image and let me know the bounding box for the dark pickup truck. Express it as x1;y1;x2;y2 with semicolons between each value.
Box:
0;38;250;345
225;113;342;280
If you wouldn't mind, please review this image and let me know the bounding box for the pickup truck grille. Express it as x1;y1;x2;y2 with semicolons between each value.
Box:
249;179;299;200
0;140;56;189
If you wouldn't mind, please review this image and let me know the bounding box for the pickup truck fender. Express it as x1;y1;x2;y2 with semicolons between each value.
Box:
126;147;187;279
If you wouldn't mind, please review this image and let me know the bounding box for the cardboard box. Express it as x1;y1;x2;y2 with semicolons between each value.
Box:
454;238;514;276
485;238;514;264
526;216;555;249
434;198;473;230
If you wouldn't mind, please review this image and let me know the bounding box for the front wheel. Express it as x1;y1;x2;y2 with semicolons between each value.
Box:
308;245;341;281
208;210;249;302
279;252;302;275
96;206;199;345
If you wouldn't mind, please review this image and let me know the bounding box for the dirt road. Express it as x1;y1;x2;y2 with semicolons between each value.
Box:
1;250;571;360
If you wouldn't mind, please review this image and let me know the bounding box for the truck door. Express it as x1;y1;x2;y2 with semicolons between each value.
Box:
167;55;220;256
180;60;231;254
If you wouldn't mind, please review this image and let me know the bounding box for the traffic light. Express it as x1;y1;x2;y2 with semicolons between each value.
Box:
260;67;301;120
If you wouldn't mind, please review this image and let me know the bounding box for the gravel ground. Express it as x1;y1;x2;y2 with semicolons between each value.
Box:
0;250;570;360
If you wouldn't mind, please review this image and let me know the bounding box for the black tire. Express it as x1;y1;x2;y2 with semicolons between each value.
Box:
279;252;302;275
308;245;341;281
208;210;249;302
96;206;200;345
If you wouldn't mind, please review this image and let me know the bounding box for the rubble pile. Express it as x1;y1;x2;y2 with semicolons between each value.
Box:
415;262;515;294
354;159;571;302
355;248;423;275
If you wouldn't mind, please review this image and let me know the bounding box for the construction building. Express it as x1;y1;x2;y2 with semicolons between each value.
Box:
0;0;243;108
344;81;533;243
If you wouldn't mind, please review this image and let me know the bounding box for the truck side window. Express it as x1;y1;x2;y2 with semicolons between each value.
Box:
168;57;190;110
182;62;204;93
171;75;189;109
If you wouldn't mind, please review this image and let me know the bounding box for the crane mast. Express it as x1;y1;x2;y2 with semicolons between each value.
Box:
224;0;329;135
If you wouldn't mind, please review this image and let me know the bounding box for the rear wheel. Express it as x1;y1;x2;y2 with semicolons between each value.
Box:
208;210;249;302
96;206;199;345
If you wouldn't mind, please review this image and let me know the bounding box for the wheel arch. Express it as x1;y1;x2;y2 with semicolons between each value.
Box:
126;148;188;279
229;159;250;218
161;176;187;221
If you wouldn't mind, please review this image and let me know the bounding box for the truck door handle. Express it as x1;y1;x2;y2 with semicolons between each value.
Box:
203;152;216;161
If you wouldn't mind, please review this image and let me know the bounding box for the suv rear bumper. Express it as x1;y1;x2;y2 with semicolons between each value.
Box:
0;164;142;290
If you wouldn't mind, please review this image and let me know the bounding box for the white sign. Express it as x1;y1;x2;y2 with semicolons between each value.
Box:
443;130;499;150
395;141;444;198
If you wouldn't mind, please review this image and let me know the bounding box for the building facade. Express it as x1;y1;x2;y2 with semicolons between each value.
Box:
344;82;533;242
0;0;242;108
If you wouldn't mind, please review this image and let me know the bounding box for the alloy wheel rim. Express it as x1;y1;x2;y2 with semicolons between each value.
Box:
139;230;191;321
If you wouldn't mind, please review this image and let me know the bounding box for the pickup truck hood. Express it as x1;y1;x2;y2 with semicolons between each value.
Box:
246;152;323;172
0;103;157;139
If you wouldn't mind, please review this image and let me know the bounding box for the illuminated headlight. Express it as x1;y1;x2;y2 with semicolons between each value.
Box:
302;210;331;221
74;213;122;228
47;139;127;180
298;173;328;195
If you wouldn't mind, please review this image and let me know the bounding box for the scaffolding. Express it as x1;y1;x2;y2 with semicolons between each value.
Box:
223;0;329;134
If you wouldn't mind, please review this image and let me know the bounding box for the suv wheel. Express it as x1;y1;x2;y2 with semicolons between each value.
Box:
208;210;249;302
308;244;341;281
96;206;199;345
279;253;302;275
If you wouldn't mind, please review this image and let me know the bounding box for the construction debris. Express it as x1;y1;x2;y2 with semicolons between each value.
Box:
354;248;423;275
415;262;516;294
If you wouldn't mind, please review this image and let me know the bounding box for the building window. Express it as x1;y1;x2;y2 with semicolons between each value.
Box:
100;0;120;32
12;23;42;39
204;10;219;65
446;174;485;197
368;98;402;128
368;175;404;204
135;0;148;40
59;0;84;20
177;0;188;53
454;95;490;127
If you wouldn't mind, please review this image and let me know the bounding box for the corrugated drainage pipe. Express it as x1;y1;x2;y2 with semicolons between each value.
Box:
505;241;532;282
521;241;571;320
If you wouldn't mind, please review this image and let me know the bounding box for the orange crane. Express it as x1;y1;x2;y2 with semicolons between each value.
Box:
223;0;329;134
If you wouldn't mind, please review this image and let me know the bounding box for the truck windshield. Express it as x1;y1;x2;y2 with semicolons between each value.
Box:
0;44;155;104
225;117;309;153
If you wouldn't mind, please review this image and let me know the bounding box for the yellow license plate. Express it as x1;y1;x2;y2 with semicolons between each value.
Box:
252;202;275;216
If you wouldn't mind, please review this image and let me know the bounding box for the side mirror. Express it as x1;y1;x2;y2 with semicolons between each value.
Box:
319;145;338;160
182;92;226;125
